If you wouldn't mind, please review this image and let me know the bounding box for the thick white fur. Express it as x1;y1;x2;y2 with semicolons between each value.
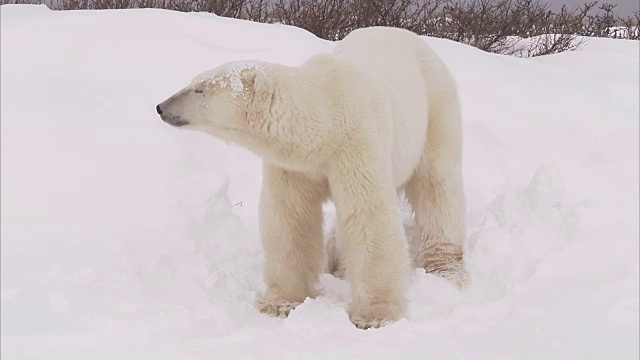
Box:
157;27;467;329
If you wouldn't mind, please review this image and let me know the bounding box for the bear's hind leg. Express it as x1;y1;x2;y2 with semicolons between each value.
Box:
405;84;468;287
257;165;327;318
405;159;467;287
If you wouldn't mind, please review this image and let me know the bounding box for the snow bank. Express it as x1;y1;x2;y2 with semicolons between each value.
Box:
1;5;638;359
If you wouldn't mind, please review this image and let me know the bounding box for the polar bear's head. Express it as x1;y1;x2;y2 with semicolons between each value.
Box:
157;60;333;168
156;61;274;138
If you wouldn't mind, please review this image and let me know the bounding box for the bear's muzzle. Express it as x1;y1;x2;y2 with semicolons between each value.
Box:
156;104;189;127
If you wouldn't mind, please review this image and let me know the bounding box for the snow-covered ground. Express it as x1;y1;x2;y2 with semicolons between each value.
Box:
1;5;638;359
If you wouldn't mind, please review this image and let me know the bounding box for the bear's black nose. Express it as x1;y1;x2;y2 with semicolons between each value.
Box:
156;104;163;115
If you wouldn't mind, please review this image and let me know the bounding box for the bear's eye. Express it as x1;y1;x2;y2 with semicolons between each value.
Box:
195;89;203;94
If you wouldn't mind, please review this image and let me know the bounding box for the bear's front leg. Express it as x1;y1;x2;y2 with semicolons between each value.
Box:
257;164;327;318
328;152;410;329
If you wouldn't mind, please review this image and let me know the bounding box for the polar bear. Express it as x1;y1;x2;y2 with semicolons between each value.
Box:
156;26;467;329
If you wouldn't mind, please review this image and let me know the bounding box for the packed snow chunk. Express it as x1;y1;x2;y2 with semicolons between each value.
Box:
525;164;566;211
488;165;580;241
284;298;352;331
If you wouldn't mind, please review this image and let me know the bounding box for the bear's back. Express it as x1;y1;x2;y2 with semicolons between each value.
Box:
333;27;433;187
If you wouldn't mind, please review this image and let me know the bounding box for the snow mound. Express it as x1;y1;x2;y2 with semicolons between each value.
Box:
1;5;638;359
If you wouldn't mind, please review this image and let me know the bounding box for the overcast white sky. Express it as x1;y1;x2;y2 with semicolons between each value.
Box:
549;0;639;15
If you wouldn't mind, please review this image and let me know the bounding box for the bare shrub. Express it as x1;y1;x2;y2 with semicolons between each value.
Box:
0;0;44;5
580;2;617;36
190;0;246;17
52;0;89;9
508;4;590;57
1;0;44;4
435;0;578;55
241;0;270;22
271;0;354;40
351;0;438;30
617;10;640;40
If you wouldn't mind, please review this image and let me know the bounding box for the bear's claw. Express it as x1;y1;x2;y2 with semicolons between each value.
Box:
429;264;469;288
348;300;404;330
350;316;394;330
423;256;469;288
257;299;302;318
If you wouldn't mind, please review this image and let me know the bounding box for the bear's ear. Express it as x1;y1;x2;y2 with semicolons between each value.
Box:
252;70;275;97
243;69;275;107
